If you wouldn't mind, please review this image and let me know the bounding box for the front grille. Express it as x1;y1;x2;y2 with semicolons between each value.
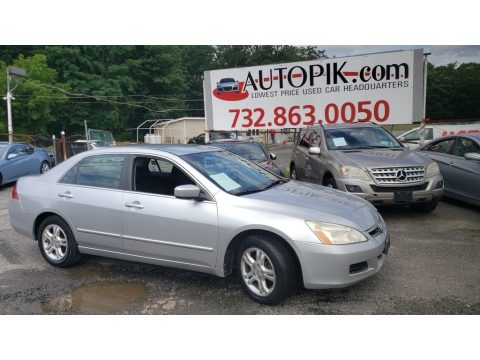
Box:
369;166;425;184
370;183;428;192
349;262;368;274
223;86;232;91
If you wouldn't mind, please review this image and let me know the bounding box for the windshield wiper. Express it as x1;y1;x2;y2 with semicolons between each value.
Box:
263;179;287;190
236;180;286;196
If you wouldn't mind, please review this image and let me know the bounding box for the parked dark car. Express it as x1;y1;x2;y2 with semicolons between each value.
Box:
418;134;480;206
188;131;234;144
210;140;283;176
0;142;51;186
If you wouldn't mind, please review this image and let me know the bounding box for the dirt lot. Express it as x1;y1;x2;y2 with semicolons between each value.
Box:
0;182;479;315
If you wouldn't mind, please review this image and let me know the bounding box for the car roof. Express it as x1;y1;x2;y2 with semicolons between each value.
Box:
96;144;221;156
321;123;381;129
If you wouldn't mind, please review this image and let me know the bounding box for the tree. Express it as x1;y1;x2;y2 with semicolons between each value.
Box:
0;54;68;135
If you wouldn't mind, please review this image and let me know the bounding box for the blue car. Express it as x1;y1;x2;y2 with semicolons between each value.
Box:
0;142;51;186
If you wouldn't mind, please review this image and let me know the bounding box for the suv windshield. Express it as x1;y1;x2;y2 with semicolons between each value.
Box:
325;127;402;150
211;142;268;161
182;151;283;195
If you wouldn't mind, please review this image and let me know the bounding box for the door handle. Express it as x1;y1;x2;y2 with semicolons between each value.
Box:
125;201;144;209
58;192;74;199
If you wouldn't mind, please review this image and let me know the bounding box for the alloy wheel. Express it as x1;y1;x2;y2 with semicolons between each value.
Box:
240;247;276;297
42;224;68;261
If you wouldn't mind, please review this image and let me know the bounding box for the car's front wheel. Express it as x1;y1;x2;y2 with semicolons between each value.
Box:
40;161;50;174
290;164;298;180
237;234;297;305
37;215;81;267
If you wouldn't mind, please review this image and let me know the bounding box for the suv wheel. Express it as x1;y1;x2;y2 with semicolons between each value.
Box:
37;215;81;267
410;199;439;213
237;234;297;305
324;176;338;189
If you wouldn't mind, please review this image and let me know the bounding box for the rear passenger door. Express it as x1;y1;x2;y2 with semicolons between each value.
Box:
121;155;219;268
55;154;126;252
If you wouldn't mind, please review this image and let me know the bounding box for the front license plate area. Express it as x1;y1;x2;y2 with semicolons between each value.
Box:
394;191;412;202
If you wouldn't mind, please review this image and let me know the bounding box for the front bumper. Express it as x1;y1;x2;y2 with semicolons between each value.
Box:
297;232;389;289
335;175;444;205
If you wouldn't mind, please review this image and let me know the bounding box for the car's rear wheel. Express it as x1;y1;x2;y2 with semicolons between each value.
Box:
410;199;439;213
40;161;50;174
237;234;297;305
37;215;81;267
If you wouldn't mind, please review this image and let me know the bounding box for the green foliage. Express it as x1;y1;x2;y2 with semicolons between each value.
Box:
0;54;68;134
427;62;480;120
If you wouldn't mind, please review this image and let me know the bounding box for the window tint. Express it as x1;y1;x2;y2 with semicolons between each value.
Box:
133;156;194;196
423;138;454;154
299;129;312;148
451;137;480;157
404;129;419;141
8;145;26;156
60;165;78;184
75;155;125;189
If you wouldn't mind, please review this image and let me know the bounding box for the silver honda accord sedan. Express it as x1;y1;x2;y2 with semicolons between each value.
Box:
9;145;389;305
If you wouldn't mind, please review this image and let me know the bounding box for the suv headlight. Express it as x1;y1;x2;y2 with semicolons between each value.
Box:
426;162;440;177
339;166;370;181
306;221;367;245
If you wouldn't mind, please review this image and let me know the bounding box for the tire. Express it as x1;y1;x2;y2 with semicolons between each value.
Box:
324;176;338;189
37;215;81;267
410;199;439;213
40;161;50;174
290;164;298;180
237;234;297;305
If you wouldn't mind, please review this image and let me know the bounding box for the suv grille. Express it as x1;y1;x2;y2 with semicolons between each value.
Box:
370;167;425;184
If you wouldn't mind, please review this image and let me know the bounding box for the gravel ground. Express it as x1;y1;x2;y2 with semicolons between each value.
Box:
0;182;479;314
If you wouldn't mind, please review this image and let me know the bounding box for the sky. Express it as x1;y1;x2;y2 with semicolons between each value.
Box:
320;46;480;66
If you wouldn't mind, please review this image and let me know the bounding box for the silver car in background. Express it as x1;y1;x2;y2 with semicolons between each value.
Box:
9;145;389;305
290;123;444;212
418;134;480;206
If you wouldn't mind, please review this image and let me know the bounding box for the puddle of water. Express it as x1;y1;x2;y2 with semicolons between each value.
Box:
41;281;147;314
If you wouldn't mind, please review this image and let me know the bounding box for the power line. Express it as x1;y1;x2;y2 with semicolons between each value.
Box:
23;79;204;114
13;94;204;101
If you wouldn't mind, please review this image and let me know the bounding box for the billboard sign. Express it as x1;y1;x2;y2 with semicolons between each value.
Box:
203;49;424;130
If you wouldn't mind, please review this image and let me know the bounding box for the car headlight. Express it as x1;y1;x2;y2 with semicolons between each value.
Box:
426;162;440;177
339;166;370;181
305;221;368;245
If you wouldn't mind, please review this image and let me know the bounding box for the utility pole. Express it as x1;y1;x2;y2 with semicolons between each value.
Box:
3;67;27;143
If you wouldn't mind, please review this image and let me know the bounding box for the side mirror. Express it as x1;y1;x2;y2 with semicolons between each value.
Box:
269;153;277;160
308;146;321;155
464;152;480;161
7;153;18;160
174;184;201;199
398;136;405;142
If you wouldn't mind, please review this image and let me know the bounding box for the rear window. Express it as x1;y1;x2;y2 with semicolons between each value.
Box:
60;154;125;189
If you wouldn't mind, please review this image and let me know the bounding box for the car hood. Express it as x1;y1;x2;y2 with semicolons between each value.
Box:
242;181;379;231
332;148;430;168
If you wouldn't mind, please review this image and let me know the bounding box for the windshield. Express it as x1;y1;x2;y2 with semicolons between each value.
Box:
325;127;402;150
0;146;7;157
211;142;268;161
182;151;282;195
220;78;235;83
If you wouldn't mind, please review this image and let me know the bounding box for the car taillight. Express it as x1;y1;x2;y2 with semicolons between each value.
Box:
12;184;19;200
